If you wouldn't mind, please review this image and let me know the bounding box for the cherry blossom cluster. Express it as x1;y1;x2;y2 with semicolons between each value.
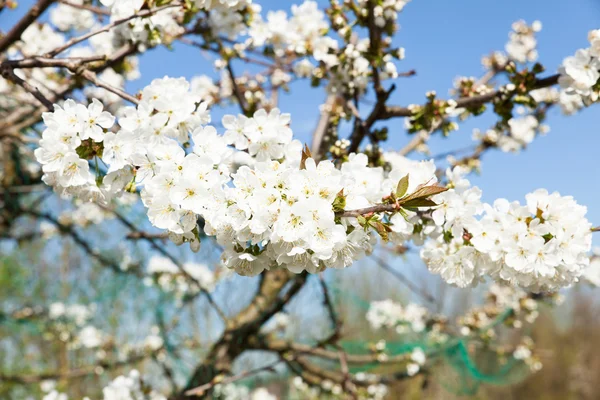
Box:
45;302;110;350
48;302;95;326
57;201;114;228
457;284;545;336
1;3;141;113
422;168;593;291
327;39;400;96
216;154;370;275
50;0;95;32
559;30;600;97
2;24;65;107
42;390;68;400
214;147;444;275
480;20;540;70
583;247;600;286
99;0;185;49
102;369;166;400
513;337;542;372
291;375;388;400
406;348;427;376
472;112;545;153
212;383;278;400
366;299;428;334
144;255;223;300
243;0;405;96
530;87;586;116
356;0;411;28
34;99;117;202
504;20;541;63
205;0;256;40
249;1;336;62
35;76;449;277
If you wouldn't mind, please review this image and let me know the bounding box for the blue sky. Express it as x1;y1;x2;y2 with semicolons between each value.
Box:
3;0;600;234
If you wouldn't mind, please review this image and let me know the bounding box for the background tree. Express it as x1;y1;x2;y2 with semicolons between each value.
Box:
1;0;600;399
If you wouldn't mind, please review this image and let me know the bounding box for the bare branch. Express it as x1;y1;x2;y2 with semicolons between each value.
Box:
58;0;110;16
1;55;107;69
0;67;54;110
311;94;338;160
0;352;156;384
23;209;143;277
79;69;139;105
106;207;227;321
225;60;249;115
45;2;183;58
337;204;397;218
185;360;281;397
318;273;342;340
373;255;437;305
381;73;560;120
181;270;307;396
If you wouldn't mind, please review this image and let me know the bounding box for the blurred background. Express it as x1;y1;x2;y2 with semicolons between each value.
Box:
2;0;600;399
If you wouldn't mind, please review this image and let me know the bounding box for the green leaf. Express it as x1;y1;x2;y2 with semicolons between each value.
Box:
332;189;346;212
401;198;438;208
542;233;554;243
76;139;104;160
357;215;368;228
443;230;454;244
396;174;409;198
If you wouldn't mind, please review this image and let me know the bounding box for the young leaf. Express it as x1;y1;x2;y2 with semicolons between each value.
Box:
357;215;368;228
332;189;346;212
396;174;409;198
371;221;392;241
401;198;438;208
401;184;448;203
299;143;313;170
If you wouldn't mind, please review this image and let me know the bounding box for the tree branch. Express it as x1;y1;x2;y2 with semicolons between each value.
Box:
337;204;397;218
0;67;54;110
45;2;183;58
79;69;139;104
381;73;560;120
58;0;110;16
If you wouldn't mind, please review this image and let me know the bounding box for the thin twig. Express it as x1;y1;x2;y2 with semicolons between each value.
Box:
184;360;281;396
1;55;107;69
318;273;342;339
373;255;437;305
337;204;397;218
381;74;560;120
0;351;157;384
226;61;249;115
45;2;182;57
0;67;54;110
79;69;139;104
58;0;110;16
107;207;227;321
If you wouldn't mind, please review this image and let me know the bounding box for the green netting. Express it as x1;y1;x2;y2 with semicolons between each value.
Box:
325;281;534;396
0;244;536;398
